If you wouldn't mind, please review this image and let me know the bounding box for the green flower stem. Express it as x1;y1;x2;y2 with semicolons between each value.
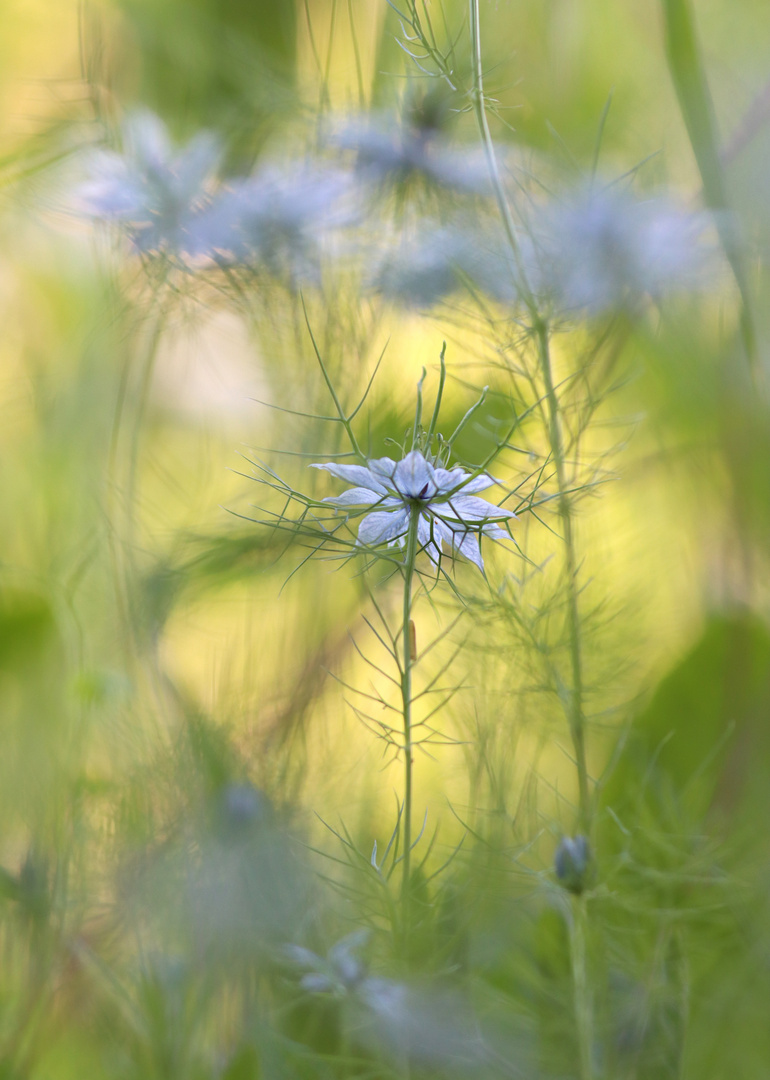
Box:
469;0;536;316
570;894;594;1080
107;300;167;656
468;0;590;832
400;504;421;924
536;320;590;833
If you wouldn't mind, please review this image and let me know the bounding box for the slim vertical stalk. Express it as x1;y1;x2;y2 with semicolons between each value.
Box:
468;2;589;829
468;0;536;314
400;505;421;921
570;895;594;1080
467;10;594;1072
107;301;167;656
536;320;590;832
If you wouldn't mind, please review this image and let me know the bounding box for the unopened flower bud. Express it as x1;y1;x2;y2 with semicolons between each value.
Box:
554;835;593;894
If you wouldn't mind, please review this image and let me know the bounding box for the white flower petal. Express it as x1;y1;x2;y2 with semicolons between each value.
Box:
311;461;388;493
357;509;409;546
451;530;484;571
393;451;435;498
366;456;399;483
432;466;472;493
440;495;516;523
483;523;513;540
455;473;498;495
417;513;451;564
322;487;384;507
301;973;336;994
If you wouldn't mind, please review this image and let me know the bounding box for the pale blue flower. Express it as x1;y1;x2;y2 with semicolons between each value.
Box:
186;163;354;279
372;225;482;307
285;930;370;996
371;221;537;309
76;110;221;255
538;186;712;315
311;449;516;572
287;932;485;1067
329;113;488;193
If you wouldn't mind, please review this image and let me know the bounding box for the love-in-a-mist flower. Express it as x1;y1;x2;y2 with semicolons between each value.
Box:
75;110;220;255
186;163;355;280
536;186;713;315
328;113;488;193
311;449;515;572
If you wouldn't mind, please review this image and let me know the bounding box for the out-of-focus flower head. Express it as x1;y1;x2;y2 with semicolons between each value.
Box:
285;930;370;996
311;449;516;572
372;224;486;308
371;220;540;309
186;162;355;280
75;110;221;256
328;110;488;194
536;185;714;316
288;932;486;1069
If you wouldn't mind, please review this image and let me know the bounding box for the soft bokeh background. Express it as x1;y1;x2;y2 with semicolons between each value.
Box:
2;1;770;1077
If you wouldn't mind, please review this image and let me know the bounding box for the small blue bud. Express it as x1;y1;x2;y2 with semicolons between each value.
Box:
221;783;272;829
554;835;593;894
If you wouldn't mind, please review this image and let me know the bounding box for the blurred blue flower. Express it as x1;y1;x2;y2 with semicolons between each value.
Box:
75;110;221;255
371;221;539;309
312;449;516;572
538;186;713;315
288;933;485;1069
372;225;483;307
186;163;354;280
285;929;370;996
329;112;488;193
185;163;354;282
218;782;273;831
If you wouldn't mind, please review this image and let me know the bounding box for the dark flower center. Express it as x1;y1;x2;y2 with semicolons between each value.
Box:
406;481;432;504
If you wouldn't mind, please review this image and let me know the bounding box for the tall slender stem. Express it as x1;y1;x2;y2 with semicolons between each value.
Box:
469;0;590;829
467;11;594;1071
570;895;594;1080
107;300;167;656
400;505;421;921
536;320;590;832
468;0;589;828
468;0;536;314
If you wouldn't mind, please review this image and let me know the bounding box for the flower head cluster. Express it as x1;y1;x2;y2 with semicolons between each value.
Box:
71;110;714;321
312;449;515;572
75;112;354;275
